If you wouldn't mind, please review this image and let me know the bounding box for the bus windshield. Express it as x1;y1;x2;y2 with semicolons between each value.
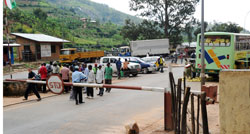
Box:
200;35;231;47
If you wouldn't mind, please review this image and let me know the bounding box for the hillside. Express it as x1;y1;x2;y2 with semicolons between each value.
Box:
16;0;141;25
4;0;142;50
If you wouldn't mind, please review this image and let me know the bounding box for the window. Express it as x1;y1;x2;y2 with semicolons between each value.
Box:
110;58;117;63
51;45;56;53
235;35;250;51
102;58;109;63
24;45;31;52
200;35;231;47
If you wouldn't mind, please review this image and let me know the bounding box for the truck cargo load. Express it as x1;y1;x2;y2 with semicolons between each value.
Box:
130;39;170;56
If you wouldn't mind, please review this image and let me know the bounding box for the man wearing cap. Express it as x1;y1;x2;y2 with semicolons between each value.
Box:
72;66;86;105
96;65;104;96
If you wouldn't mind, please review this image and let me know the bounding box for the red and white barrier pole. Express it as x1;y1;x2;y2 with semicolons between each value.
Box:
4;79;167;92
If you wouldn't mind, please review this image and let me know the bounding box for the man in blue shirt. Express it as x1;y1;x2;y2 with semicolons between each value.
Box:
116;58;122;79
72;66;86;105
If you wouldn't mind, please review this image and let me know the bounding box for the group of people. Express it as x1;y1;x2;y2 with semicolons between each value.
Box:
115;58;130;78
24;61;114;105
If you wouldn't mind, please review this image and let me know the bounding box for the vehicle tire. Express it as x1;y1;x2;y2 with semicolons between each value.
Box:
143;68;148;74
132;73;138;77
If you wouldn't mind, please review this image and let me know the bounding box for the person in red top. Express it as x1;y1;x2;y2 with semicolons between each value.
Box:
39;63;47;93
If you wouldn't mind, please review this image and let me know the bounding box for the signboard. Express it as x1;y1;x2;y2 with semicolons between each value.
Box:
46;75;64;94
41;44;51;57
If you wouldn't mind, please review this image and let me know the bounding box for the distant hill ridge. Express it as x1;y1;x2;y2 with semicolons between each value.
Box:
16;0;141;25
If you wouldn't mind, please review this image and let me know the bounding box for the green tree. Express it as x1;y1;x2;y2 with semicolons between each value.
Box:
33;8;48;20
184;18;196;45
209;22;243;33
120;19;140;40
193;21;208;39
129;0;199;43
121;19;163;41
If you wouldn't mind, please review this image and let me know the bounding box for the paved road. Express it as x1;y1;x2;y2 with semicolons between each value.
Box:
4;67;184;134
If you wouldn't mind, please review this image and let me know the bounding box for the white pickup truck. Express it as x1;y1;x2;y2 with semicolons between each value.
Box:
100;56;141;77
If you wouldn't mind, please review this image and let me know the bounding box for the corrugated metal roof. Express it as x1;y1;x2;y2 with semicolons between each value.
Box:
3;43;21;47
11;33;70;43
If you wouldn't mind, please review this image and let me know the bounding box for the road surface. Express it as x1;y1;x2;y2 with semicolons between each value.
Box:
4;67;184;134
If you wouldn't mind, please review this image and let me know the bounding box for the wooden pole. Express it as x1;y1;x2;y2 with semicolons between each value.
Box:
169;72;176;132
196;95;200;134
4;7;13;79
183;72;186;94
201;92;209;134
165;92;174;130
181;87;191;134
176;78;182;134
191;94;195;134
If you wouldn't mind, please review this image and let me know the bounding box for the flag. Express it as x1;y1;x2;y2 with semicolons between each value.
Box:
4;0;16;10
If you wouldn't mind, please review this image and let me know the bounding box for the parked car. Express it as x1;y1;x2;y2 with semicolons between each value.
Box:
126;57;157;74
100;56;141;77
142;56;167;71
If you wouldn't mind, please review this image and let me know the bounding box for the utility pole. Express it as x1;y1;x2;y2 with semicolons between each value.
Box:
4;7;13;79
201;0;205;86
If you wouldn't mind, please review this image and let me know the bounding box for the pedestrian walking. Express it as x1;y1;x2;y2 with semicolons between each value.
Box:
174;52;178;63
46;61;53;76
96;65;104;96
123;59;129;77
69;66;75;100
38;63;47;93
72;66;86;105
184;59;192;78
84;63;89;78
58;63;63;72
83;63;89;93
116;58;122;79
105;62;113;93
180;53;184;64
157;56;164;73
23;68;41;101
52;62;60;74
93;64;98;75
61;64;70;93
87;65;95;98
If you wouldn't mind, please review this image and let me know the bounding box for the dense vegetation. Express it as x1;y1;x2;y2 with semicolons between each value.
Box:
4;0;140;50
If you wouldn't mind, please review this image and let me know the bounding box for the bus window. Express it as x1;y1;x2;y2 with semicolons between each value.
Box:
200;35;231;47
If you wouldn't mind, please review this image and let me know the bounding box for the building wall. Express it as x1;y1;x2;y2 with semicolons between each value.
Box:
16;37;62;61
219;70;250;134
40;42;62;61
16;37;36;60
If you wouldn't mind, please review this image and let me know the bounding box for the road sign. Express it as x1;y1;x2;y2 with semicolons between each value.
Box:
46;75;64;94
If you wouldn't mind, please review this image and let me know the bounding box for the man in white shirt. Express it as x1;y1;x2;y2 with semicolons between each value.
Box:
96;65;104;96
87;65;95;98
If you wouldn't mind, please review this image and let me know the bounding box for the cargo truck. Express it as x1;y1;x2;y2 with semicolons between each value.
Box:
59;48;104;63
130;39;170;57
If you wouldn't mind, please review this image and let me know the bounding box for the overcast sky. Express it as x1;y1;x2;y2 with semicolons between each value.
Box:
91;0;250;31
